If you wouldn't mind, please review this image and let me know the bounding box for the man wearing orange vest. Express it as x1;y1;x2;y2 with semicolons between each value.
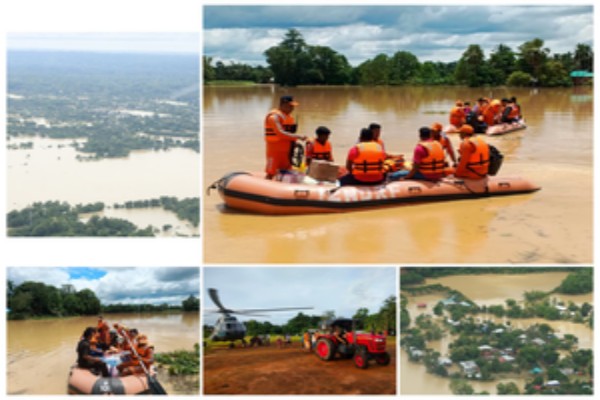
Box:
390;127;445;182
449;100;466;128
454;125;490;179
264;95;307;180
97;316;111;350
339;128;386;186
430;122;457;167
117;334;154;376
305;126;333;166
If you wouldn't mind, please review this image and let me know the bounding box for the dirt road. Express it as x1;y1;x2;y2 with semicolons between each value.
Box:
203;343;396;395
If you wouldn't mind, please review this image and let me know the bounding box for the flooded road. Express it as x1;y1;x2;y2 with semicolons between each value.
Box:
203;85;592;263
7;137;200;236
7;313;199;395
401;272;593;394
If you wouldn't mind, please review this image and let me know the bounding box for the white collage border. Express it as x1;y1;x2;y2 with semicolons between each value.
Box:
1;0;598;399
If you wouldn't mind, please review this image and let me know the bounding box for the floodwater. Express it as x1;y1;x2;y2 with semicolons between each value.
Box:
401;272;593;394
7;313;199;395
7;137;200;236
203;85;593;263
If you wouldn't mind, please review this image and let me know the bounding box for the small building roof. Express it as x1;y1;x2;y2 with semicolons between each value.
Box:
570;70;594;78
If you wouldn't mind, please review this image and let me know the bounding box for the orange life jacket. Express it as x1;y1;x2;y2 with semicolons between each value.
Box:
449;106;465;126
351;142;386;182
132;345;154;366
97;321;110;345
508;104;520;120
463;136;489;178
418;141;446;177
264;109;296;143
308;139;332;161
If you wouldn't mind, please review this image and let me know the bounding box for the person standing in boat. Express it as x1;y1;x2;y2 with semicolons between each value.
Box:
389;127;445;182
454;124;490;179
305;126;333;167
339;128;387;186
97;316;111;350
77;327;110;377
264;95;307;180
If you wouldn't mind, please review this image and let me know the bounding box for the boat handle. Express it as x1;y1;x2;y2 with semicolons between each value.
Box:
408;186;422;193
498;182;511;188
294;190;310;198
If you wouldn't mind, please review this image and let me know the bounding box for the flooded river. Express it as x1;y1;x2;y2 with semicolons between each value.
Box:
7;313;199;395
7;137;200;236
203;85;592;263
401;272;593;394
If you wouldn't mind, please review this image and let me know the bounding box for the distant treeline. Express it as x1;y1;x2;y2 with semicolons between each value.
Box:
204;295;396;337
113;197;200;227
204;29;593;87
7;198;199;237
401;267;593;295
7;280;199;320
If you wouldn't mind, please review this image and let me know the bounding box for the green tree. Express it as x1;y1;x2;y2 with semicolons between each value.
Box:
517;38;550;81
497;382;520;395
182;295;200;311
306;45;351;84
450;379;475;395
388;51;420;84
264;29;312;86
358;54;390;85
203;56;216;81
76;289;101;315
488;44;516;85
573;43;593;71
454;44;487;87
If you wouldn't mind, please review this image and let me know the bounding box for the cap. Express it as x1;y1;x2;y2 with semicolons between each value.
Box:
459;125;474;134
280;95;299;106
430;122;443;132
316;126;331;135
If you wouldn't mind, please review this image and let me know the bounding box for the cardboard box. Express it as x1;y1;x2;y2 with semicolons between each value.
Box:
307;160;340;182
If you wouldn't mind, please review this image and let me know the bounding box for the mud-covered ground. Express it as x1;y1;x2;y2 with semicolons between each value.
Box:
203;342;396;395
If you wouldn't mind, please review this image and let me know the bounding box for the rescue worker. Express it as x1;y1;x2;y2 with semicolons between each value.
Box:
390;127;445;182
97;316;111;350
305;126;333;166
77;327;110;377
449;100;466;128
339;128;387;186
482;99;502;126
370;122;406;172
369;122;385;151
430;122;457;167
303;331;311;351
264;95;307;180
117;334;154;376
454;124;490;179
502;98;521;123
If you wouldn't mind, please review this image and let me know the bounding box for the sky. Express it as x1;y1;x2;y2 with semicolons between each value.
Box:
203;267;396;325
7;267;200;305
204;5;594;66
7;33;200;54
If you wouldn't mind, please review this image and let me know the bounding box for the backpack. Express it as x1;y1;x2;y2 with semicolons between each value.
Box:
487;144;504;176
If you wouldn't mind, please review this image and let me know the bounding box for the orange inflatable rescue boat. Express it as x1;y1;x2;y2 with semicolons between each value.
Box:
67;365;157;395
444;120;527;136
209;172;540;215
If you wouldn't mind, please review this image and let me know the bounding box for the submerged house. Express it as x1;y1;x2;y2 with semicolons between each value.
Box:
570;70;593;85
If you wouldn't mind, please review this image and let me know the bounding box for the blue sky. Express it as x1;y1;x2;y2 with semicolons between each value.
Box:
8;267;200;305
204;5;594;65
203;267;396;325
7;33;199;54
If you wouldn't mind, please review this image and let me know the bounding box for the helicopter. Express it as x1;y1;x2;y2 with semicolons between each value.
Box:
206;288;312;348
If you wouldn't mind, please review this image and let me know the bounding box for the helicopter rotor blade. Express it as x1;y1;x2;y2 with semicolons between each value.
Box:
208;288;231;313
232;307;313;314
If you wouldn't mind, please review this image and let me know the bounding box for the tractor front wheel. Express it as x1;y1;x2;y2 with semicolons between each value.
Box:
315;338;336;361
353;348;369;369
375;352;391;366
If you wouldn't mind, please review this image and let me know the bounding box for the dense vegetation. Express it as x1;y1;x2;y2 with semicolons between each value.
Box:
155;343;200;376
7;198;199;236
7;201;154;236
113;197;200;227
7;51;200;158
204;29;593;87
7;280;199;320
555;268;593;294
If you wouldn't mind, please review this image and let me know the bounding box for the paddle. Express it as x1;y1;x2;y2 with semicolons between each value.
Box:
118;326;167;395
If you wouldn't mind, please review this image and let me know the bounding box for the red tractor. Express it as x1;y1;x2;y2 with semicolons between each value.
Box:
313;319;391;369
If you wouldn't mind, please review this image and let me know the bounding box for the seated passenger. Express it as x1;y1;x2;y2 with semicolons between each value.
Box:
449;100;466;128
118;334;154;376
369;122;385;151
77;327;110;377
501;98;520;123
305;126;333;166
454;125;489;180
389;127;445;182
339;128;386;186
431;122;457;167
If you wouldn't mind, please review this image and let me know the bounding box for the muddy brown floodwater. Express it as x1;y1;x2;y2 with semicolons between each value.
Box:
401;272;594;395
7;313;199;395
203;85;592;263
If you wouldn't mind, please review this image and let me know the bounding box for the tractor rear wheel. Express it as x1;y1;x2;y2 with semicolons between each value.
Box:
375;352;391;366
315;338;336;361
353;348;369;369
